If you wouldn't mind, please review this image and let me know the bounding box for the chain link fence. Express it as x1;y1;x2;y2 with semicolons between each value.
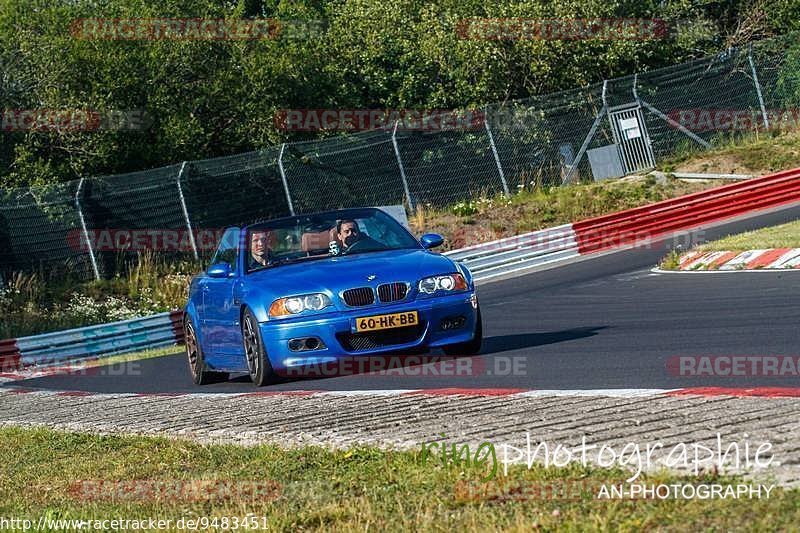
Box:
2;33;799;281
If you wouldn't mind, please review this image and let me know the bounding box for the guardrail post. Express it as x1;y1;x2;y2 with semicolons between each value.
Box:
175;161;199;260
75;178;100;280
391;121;415;211
278;143;295;216
748;44;770;130
484;108;510;196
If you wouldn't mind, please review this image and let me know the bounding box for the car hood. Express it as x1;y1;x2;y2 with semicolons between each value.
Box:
245;248;460;296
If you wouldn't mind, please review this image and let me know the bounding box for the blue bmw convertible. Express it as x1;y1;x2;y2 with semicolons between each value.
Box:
184;207;482;385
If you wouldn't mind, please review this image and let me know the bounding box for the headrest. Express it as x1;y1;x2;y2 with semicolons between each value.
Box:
301;229;333;252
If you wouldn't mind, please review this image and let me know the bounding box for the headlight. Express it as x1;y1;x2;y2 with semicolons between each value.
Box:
418;273;468;295
269;293;332;317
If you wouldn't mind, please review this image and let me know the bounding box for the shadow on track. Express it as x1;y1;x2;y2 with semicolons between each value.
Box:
480;326;608;354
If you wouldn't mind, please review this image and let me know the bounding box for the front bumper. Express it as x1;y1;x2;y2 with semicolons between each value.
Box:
259;291;478;371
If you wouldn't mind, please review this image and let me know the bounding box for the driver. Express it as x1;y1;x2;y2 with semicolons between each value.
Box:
249;230;274;268
334;219;382;254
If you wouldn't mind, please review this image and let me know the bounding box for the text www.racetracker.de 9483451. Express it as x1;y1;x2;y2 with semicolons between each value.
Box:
0;515;272;531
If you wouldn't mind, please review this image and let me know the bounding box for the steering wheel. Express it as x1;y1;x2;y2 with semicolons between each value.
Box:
341;238;385;255
341;239;367;255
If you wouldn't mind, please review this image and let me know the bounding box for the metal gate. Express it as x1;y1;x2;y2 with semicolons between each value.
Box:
608;104;655;174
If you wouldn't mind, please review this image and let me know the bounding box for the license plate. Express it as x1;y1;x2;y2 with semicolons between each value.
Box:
355;311;419;332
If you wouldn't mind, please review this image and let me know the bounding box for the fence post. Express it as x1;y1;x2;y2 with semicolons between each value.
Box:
484;107;510;196
278;143;295;216
391;121;415;211
75;178;100;280
748;43;770;130
175;161;199;260
563;80;608;185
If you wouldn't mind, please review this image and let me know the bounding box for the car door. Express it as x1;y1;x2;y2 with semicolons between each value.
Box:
199;227;244;359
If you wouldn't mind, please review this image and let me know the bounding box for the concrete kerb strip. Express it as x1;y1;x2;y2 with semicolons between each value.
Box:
658;247;800;273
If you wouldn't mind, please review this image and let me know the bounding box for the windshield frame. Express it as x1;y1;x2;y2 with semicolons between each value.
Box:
243;207;422;274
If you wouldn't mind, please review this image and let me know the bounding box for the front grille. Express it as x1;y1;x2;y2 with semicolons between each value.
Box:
342;287;375;307
377;282;408;303
336;323;425;352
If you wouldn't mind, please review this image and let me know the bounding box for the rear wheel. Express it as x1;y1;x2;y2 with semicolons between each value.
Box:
242;308;276;387
185;319;229;385
442;307;483;356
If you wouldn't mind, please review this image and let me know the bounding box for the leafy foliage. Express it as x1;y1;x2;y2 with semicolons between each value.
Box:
1;0;797;188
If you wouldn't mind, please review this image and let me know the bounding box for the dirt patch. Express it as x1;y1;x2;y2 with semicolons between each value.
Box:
673;130;800;176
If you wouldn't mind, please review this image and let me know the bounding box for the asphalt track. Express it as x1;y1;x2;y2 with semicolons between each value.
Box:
6;203;800;394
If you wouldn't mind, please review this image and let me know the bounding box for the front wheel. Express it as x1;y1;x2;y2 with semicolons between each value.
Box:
185;319;229;385
442;307;483;356
242;308;276;387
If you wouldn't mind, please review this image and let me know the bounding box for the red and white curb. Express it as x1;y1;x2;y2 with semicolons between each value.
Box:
3;384;800;399
672;247;800;272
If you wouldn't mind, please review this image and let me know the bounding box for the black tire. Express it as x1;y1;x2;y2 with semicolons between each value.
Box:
185;319;229;385
242;308;276;387
442;307;483;356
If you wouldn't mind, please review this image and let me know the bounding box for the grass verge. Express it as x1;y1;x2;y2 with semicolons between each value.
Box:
693;219;800;252
70;346;182;370
659;219;800;269
659;129;800;176
0;427;796;531
0;252;198;339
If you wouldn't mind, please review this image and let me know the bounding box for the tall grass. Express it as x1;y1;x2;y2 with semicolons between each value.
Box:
0;252;202;339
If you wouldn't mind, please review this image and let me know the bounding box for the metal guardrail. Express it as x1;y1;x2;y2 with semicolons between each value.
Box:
1;311;183;370
445;224;579;282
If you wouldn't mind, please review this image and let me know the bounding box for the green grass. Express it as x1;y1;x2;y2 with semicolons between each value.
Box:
76;346;181;369
658;219;800;269
0;252;200;339
659;250;682;270
658;129;800;176
695;219;800;252
0;427;797;531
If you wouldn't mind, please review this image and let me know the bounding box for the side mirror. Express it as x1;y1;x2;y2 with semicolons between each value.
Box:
420;233;444;249
207;263;233;278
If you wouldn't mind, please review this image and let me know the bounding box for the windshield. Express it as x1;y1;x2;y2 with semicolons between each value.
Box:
246;209;421;273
